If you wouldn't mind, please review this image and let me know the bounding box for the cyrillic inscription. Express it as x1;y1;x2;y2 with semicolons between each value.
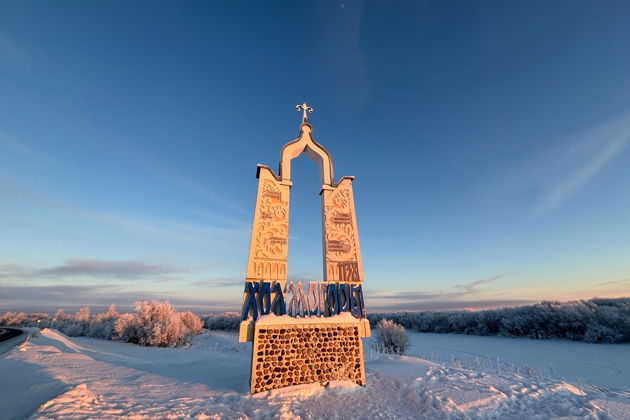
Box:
331;212;352;224
327;240;351;253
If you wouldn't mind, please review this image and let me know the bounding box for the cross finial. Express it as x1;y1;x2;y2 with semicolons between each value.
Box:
296;102;313;124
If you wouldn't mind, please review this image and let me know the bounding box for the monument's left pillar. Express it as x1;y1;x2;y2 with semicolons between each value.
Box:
239;165;291;342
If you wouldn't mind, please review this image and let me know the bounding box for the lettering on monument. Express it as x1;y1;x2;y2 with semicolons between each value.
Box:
337;261;360;282
241;280;365;320
327;240;351;253
252;261;286;280
331;212;353;225
269;237;288;245
262;190;282;200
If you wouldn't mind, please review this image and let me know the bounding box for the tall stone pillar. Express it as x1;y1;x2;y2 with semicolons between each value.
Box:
322;177;364;284
245;165;290;287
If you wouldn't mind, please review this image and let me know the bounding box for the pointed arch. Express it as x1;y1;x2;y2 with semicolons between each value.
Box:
279;124;334;187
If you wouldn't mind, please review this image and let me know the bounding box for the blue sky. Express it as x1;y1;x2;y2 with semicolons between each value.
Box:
1;1;630;313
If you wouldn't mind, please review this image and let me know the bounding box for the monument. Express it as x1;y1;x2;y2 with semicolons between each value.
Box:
239;104;370;393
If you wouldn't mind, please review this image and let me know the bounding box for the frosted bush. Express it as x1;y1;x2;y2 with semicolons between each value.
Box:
1;312;50;328
75;306;90;321
86;304;119;339
584;324;622;343
62;322;87;337
0;312;24;326
180;311;204;337
114;313;144;343
54;309;69;322
1;303;203;346
114;300;203;347
374;319;409;355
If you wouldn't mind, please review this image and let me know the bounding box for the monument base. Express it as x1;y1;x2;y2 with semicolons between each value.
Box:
249;313;370;393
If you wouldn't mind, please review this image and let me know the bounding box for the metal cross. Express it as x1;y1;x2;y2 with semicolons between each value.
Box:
296;102;313;124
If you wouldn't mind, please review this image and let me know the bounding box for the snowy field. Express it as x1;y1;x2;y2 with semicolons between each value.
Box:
397;333;630;391
1;329;629;419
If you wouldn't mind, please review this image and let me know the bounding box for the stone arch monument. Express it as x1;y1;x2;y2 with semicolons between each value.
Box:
239;104;370;393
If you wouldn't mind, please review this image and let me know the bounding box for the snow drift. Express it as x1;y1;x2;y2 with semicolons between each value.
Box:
2;328;629;419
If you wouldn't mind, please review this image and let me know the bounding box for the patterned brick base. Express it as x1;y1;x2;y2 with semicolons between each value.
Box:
250;320;365;393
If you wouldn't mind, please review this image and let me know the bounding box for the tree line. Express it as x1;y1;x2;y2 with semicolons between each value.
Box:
3;297;629;344
0;300;203;347
367;298;630;343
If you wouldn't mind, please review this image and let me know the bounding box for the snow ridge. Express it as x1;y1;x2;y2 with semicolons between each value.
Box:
1;328;628;419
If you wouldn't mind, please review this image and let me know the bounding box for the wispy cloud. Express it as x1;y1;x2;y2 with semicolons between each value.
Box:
192;272;322;289
594;277;630;287
365;274;515;311
38;259;184;279
83;209;249;245
99;140;249;216
0;132;51;162
367;274;506;300
193;277;242;287
369;299;534;312
452;275;505;295
0;259;185;280
530;113;630;218
0;173;249;246
0;283;236;313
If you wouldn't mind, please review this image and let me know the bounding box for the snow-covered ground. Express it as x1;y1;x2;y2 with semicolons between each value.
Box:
390;333;630;391
1;329;629;419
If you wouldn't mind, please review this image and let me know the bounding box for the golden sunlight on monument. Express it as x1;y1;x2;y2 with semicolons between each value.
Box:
240;104;370;393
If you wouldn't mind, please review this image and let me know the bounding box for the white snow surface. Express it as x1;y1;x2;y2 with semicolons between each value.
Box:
396;333;630;391
256;312;359;325
0;328;628;419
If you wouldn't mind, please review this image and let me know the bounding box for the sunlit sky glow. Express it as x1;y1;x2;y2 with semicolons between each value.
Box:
1;1;630;313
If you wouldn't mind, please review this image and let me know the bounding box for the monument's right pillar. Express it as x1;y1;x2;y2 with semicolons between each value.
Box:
322;176;364;284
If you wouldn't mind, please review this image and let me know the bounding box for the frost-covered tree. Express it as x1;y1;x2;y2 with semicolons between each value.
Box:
114;313;144;344
0;312;16;325
180;311;204;343
53;309;68;322
374;319;409;355
1;301;204;346
87;304;120;339
113;300;203;347
75;306;90;321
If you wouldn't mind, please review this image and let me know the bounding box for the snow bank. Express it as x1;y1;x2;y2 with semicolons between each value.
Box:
255;311;359;325
1;328;629;419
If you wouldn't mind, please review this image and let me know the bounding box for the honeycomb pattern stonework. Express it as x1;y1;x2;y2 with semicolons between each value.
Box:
250;321;365;393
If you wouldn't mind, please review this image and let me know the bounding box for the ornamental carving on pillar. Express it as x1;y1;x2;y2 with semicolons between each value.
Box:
253;180;288;259
245;170;290;283
323;178;364;283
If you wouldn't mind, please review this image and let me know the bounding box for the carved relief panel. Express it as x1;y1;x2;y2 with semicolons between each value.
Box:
245;166;290;286
322;177;364;283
